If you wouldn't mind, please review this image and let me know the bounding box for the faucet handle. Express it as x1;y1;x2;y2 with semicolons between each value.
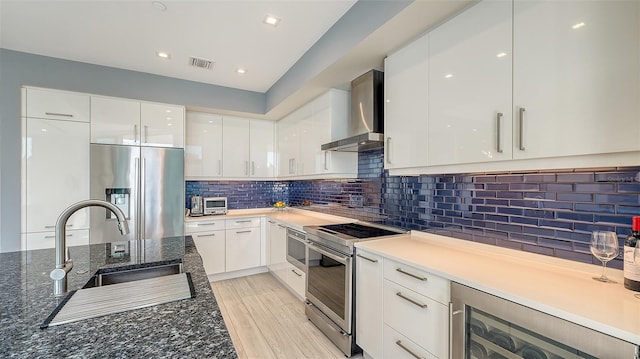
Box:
66;247;71;262
50;268;67;281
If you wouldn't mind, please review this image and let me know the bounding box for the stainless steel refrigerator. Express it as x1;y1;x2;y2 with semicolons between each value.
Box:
90;144;184;244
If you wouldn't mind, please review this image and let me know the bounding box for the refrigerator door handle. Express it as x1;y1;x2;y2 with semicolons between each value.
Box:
141;157;146;240
135;157;141;241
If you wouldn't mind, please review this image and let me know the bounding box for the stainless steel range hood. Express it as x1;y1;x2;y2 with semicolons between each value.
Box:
321;70;384;152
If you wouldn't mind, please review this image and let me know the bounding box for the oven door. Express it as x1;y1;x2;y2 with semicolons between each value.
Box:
286;228;306;272
306;241;352;332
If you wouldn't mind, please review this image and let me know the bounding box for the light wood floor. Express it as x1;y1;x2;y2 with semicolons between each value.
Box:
211;273;350;359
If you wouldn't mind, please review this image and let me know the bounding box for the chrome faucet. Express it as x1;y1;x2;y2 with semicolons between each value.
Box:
50;199;129;297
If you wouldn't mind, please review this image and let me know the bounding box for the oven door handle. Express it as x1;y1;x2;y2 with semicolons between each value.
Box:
307;242;349;265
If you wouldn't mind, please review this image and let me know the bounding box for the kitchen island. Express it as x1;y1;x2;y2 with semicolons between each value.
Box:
0;236;237;358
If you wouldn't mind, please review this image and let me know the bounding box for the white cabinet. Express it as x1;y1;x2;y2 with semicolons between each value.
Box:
185;218;226;276
384;34;429;169
24;117;90;234
250;120;276;178
25;87;90;122
383;324;438;359
91;96;141;145
185;112;223;178
428;0;513;166
192;230;226;276
277;90;357;178
225;218;261;272
140;102;185;148
222;116;251;177
91;95;184;148
512;0;640;159
355;249;384;359
287;266;306;299
25;229;90;251
266;219;306;301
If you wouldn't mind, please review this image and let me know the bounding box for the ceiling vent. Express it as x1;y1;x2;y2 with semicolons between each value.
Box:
189;57;214;70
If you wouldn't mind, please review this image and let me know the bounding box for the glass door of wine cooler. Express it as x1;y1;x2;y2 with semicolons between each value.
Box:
451;283;638;359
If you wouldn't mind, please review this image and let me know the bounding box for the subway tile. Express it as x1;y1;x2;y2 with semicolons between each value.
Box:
574;203;615;214
474;176;496;183
593;215;633;226
523;226;555;237
485;214;509;223
497;207;524;216
618;205;640;216
539;220;573;230
509;232;539;244
556;193;594;202
556;212;594;222
556;173;594;183
523;192;556;201
595;194;639;204
575;183;616;193
485;183;510;190
496;239;524;250
509;183;540;191
595;171;639;183
523;174;556;183
618;183;640;193
496;175;524;183
538;237;573;251
540;183;574;192
510;216;538;226
486;199;510;206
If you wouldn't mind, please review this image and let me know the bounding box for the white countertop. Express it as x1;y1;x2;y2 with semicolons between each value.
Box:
185;207;355;231
355;232;640;345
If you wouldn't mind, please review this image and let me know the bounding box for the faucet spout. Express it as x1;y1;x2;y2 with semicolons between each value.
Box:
52;199;129;297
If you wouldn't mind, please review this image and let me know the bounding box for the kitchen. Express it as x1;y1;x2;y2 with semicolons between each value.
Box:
2;0;640;358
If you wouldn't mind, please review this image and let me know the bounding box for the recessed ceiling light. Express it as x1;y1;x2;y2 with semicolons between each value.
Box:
264;15;281;27
572;22;585;29
157;51;170;59
444;73;453;79
152;1;167;11
236;68;247;75
496;52;507;58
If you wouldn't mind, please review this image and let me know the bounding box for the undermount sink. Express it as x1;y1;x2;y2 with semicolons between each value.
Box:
41;260;194;329
83;260;184;288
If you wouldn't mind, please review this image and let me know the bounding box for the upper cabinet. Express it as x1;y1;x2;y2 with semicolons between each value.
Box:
384;34;429;170
385;0;640;174
25;87;90;122
428;1;513;166
277;90;357;179
185;113;275;179
512;0;640;159
91;95;184;148
185;112;223;178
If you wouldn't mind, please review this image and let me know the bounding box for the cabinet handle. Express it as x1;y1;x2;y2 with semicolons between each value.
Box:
396;267;427;281
44;236;55;239
144;125;149;143
197;223;218;226
496;112;503;153
288;159;293;174
268;220;275;224
395;340;425;359
396;292;427;309
277;224;286;229
518;107;526;151
134;124;139;143
198;233;216;237
236;230;252;234
45;224;72;229
218;160;222;175
245;161;249;176
324;151;328;171
386;137;392;164
291;269;302;277
356;253;378;263
45;112;73;117
235;220;252;223
292;159;296;175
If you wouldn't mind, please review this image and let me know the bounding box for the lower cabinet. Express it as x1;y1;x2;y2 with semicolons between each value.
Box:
25;229;90;251
191;230;225;275
355;248;450;359
267;219;306;300
226;225;261;272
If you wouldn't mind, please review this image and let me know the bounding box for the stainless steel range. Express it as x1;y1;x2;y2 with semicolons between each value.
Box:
303;222;407;357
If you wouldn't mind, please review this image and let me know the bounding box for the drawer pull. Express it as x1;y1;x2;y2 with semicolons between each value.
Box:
291;269;302;277
236;230;252;234
395;340;425;359
45;112;73;117
197;223;218;226
235;220;252;223
277;224;286;229
268;220;275;224
45;224;73;229
396;267;427;281
396;292;427;309
198;233;216;237
356;253;378;263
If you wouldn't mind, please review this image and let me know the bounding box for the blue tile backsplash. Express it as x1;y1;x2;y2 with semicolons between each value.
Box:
186;149;640;269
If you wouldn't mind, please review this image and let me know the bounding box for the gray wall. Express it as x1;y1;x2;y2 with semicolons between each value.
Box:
0;49;265;251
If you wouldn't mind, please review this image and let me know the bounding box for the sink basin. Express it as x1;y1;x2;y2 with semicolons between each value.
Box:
41;260;194;329
83;260;183;288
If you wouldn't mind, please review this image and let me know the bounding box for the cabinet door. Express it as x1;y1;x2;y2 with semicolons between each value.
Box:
513;0;640;159
26;229;90;251
299;107;324;176
91;96;140;145
25;118;90;232
192;230;226;275
428;0;513;166
277;111;303;177
355;249;384;359
26;88;90;122
384;34;429;169
141;102;185;148
249;120;275;178
185;112;223;178
225;227;261;272
222;116;251;177
383;324;438;359
268;221;287;268
287;267;306;299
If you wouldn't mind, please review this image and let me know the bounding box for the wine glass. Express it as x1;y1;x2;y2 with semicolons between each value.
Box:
590;231;620;283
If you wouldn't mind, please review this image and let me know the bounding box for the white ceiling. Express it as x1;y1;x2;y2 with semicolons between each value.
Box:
0;0;357;93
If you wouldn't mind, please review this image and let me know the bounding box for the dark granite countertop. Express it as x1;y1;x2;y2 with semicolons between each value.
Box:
0;236;237;358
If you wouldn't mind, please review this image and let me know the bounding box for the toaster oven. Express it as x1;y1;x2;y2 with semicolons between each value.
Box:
204;197;227;215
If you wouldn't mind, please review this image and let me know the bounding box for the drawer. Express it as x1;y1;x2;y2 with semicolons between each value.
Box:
383;324;438;359
26;88;90;122
383;279;449;358
226;217;261;230
287;266;306;300
384;258;450;304
185;219;226;234
25;229;90;251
